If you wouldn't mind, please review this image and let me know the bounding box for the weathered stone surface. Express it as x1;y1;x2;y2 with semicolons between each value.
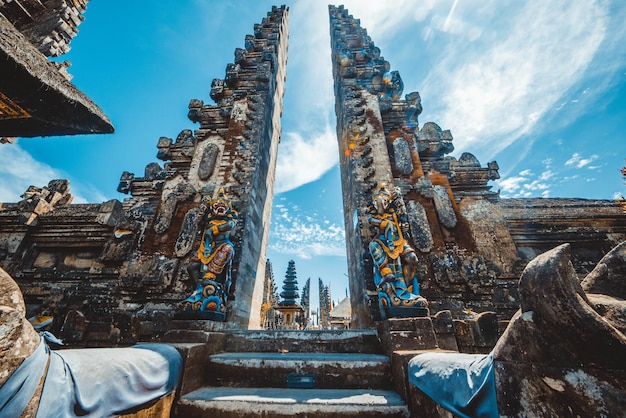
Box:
60;309;89;342
495;243;626;368
391;138;413;175
378;318;438;355
432;185;457;229
459;198;518;273
144;162;165;180
95;199;123;227
587;293;626;335
452;319;474;349
117;171;134;194
470;311;499;347
493;243;626;417
154;183;197;234
581;240;626;298
175;208;200;257
430;310;458;351
15;179;73;225
405;200;433;253
415;122;454;159
197;143;219;180
0;267;40;386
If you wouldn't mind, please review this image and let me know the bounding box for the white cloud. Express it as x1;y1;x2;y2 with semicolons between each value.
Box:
539;170;554;181
497;167;553;198
418;0;609;159
565;153;582;166
0;143;102;203
338;0;436;40
565;153;599;168
578;155;599;168
0;144;61;201
523;180;549;191
269;203;346;259
498;175;527;194
274;125;338;193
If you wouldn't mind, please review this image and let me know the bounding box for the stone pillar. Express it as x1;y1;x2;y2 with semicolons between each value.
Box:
185;6;289;329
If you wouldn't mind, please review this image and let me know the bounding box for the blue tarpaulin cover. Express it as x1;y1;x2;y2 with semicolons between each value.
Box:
0;337;182;417
408;351;498;418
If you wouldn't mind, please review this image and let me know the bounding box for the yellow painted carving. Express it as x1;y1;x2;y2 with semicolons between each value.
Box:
0;92;31;120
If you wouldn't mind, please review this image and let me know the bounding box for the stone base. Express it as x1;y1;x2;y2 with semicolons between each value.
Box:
173;311;227;322
384;306;429;318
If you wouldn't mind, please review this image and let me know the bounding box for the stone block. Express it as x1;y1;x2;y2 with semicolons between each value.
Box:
412;317;434;334
381;331;428;353
59;310;89;342
408;378;456;418
378;318;415;333
170;343;209;395
406;200;433;253
432;185;457;228
390;350;421;402
472;311;499;347
162;329;213;344
412;318;438;350
135;321;154;337
431;310;454;334
198;143;219;180
435;333;459;351
392;138;413;175
453;319;475;348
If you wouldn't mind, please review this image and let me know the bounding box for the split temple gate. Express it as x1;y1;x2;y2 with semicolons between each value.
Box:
0;4;624;342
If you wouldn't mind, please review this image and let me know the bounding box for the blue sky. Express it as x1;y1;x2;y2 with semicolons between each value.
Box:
2;1;626;313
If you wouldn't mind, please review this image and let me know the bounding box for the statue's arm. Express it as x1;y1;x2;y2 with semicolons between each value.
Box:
212;219;235;235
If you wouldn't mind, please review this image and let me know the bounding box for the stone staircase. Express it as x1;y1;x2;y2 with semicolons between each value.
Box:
166;323;411;417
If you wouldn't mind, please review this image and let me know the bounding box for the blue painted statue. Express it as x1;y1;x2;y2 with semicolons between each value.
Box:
178;188;237;321
368;183;428;318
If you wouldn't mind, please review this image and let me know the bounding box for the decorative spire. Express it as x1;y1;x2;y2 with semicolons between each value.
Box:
279;260;300;306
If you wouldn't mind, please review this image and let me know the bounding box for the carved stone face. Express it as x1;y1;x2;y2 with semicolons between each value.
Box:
372;187;391;214
212;201;228;217
211;188;232;217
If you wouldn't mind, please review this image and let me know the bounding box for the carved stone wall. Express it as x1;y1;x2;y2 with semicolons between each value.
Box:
329;5;626;328
0;5;624;346
0;6;289;344
0;0;89;57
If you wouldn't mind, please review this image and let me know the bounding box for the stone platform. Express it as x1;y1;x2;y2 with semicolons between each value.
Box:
162;315;459;417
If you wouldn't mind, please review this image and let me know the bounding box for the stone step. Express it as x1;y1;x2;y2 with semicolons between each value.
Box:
163;328;383;353
221;329;383;353
176;387;410;418
207;352;392;390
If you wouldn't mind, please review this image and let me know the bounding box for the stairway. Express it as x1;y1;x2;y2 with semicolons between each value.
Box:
168;325;411;417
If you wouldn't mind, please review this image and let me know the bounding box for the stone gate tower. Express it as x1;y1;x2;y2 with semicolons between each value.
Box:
184;5;289;328
141;5;290;328
329;5;625;330
330;5;507;328
0;6;289;341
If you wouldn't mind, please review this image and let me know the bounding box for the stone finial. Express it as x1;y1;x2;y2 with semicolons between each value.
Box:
117;171;135;194
17;179;73;225
415;122;454;158
144;162;165;180
581;241;626;298
487;161;500;180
